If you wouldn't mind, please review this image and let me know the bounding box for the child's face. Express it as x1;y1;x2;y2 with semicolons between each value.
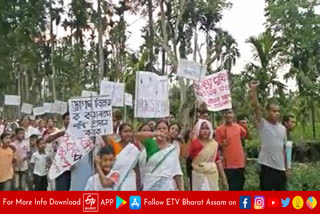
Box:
16;131;25;141
11;135;16;142
2;135;11;145
48;119;55;128
39;120;46;128
37;140;46;151
30;138;37;147
100;154;115;175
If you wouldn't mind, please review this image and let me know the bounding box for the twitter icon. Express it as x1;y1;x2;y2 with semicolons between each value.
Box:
281;198;290;207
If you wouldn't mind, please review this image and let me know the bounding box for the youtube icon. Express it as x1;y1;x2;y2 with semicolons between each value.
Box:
268;198;280;208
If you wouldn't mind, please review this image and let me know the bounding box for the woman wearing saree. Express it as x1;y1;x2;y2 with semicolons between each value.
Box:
136;121;184;191
189;119;228;191
111;123;141;191
99;123;141;191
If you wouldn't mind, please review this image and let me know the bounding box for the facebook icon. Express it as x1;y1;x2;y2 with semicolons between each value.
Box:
240;196;251;209
130;196;141;210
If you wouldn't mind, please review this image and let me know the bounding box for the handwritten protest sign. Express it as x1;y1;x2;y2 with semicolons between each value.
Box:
5;95;21;106
194;70;232;112
33;107;45;116
125;93;133;107
134;71;169;118
48;133;94;180
21;103;33;114
81;90;97;97
52;100;68;115
69;95;113;137
177;59;206;81
100;81;125;107
43;103;53;113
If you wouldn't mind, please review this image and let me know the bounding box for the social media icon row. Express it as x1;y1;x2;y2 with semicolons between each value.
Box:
240;196;317;210
240;196;266;209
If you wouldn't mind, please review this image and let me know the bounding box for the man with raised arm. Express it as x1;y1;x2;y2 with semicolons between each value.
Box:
249;81;288;191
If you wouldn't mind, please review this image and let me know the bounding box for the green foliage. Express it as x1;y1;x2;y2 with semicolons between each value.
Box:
288;162;320;191
244;161;320;191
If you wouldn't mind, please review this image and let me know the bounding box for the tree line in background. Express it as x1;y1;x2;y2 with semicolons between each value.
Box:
0;0;319;139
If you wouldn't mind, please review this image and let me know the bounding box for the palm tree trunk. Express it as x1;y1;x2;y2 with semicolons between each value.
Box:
24;71;30;102
50;0;56;100
161;48;166;75
98;0;104;84
147;0;155;71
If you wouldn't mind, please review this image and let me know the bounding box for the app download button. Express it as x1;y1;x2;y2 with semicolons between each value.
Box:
116;196;127;209
130;196;141;210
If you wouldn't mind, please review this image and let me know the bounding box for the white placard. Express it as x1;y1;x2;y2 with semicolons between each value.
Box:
69;95;113;137
21;103;33;114
43;103;53;113
52;100;68;115
100;80;114;96
5;95;21;106
100;81;125;107
33;107;45;116
125;93;133;107
48;133;94;180
0;107;3;112
112;83;125;107
194;70;232;112
177;59;206;81
81;90;98;97
134;71;169;118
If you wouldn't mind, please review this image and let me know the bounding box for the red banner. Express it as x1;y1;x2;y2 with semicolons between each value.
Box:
0;191;318;214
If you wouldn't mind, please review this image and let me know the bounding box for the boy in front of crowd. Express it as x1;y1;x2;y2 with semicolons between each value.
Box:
85;146;119;191
29;134;38;155
30;138;50;191
13;128;30;190
0;133;15;191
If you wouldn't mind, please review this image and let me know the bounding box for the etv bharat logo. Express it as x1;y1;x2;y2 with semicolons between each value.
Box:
83;193;99;212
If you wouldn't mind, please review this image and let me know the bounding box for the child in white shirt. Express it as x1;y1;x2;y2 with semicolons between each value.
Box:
85;145;119;191
30;138;50;191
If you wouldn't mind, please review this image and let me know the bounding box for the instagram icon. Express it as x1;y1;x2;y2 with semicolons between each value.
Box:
254;196;265;210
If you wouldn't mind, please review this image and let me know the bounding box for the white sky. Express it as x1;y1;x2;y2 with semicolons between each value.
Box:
219;0;266;73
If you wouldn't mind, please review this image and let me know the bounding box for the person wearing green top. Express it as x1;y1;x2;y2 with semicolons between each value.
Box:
135;120;184;191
